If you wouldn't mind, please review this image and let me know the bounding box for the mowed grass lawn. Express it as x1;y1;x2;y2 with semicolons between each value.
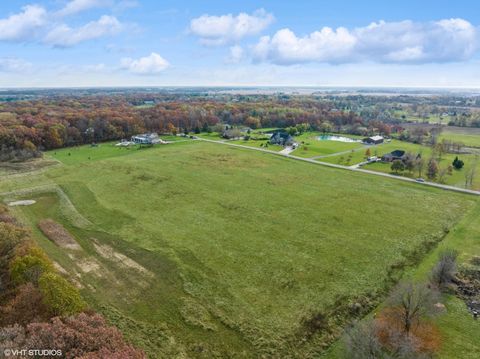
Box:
321;139;427;165
292;132;364;158
321;139;480;190
6;140;477;357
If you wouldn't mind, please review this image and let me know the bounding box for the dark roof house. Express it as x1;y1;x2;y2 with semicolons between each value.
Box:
269;131;294;146
381;150;406;162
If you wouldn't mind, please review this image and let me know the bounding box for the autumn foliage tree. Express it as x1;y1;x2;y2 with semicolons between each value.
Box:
0;313;145;359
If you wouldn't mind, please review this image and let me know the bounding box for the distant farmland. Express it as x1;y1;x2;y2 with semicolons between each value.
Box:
3;140;477;358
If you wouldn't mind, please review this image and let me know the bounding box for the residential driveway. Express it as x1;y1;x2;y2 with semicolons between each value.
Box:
279;146;296;155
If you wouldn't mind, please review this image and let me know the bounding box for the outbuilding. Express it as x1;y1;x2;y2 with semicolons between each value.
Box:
363;135;384;145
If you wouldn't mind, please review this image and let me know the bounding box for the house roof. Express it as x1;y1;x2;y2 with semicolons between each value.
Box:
391;150;405;157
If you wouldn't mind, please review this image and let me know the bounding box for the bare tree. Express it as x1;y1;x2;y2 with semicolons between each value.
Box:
414;157;425;178
437;167;448;184
344;320;387;359
430;249;458;290
387;282;438;335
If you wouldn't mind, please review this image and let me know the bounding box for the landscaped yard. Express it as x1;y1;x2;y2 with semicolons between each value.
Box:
319;139;480;190
2;140;477;357
292;132;364;158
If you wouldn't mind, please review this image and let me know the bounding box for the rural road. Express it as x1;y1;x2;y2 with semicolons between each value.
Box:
198;138;480;197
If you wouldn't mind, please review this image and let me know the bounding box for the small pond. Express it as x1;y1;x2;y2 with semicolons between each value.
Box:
317;135;361;143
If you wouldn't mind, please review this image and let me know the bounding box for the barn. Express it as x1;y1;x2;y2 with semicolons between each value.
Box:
363;135;384;145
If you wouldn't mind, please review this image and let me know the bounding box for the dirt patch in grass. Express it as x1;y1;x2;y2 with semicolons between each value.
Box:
77;258;102;274
92;239;153;277
8;200;36;206
38;219;81;250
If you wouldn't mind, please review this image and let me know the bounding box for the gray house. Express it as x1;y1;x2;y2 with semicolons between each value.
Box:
269;131;294;146
131;133;161;145
381;150;406;162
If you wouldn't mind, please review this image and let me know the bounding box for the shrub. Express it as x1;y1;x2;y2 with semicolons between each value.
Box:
10;246;54;285
430;249;458;290
391;160;405;173
38;272;86;316
452;156;464;170
344;320;385;359
0;313;145;358
0;283;48;326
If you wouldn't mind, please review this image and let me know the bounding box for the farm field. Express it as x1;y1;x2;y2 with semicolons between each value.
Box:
440;126;480;148
325;198;480;359
1;140;477;357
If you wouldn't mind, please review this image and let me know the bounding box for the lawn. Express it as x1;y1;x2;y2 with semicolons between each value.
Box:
47;136;189;166
2;140;477;357
291;132;364;158
440;127;480;148
321;139;427;165
228;138;283;151
319;139;480;190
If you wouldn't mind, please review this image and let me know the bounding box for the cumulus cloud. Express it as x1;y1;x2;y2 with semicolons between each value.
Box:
253;18;479;64
190;9;274;46
44;15;123;47
121;53;170;74
0;5;47;42
0;57;32;73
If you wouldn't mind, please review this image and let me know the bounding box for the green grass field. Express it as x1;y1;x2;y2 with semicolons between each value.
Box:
1;140;478;357
292;132;364;158
440;127;480;148
321;140;427;165
325;197;480;359
228;138;283;151
319;139;480;190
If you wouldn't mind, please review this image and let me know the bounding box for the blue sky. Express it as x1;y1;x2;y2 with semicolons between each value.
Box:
1;0;480;87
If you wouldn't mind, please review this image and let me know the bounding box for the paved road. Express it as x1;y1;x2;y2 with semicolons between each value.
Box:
198;138;480;197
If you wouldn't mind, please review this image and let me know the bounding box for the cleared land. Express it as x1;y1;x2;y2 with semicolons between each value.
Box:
439;126;480;148
325;201;480;359
1;140;478;357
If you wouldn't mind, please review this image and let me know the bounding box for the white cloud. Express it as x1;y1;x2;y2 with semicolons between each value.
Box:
0;5;47;42
190;9;274;46
44;15;123;47
55;0;137;17
121;53;170;74
225;45;244;63
253;18;479;65
0;57;32;73
56;0;113;17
